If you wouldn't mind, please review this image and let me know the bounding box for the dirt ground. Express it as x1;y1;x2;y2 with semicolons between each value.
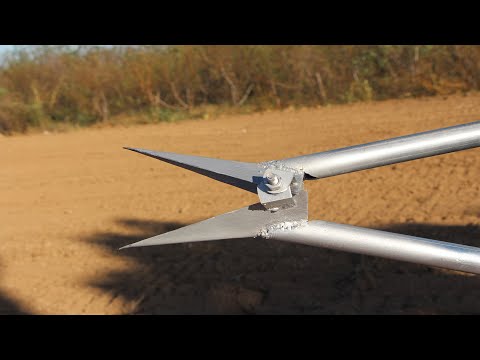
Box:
1;93;480;315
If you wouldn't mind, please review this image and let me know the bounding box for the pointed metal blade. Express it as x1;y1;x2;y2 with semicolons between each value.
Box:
124;147;265;193
120;190;308;249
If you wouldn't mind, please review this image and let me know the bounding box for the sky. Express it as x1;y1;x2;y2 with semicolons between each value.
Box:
0;45;167;61
0;45;82;57
0;45;14;56
0;45;143;58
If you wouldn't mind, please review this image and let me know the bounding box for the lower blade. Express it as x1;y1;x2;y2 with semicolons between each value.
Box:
120;191;308;249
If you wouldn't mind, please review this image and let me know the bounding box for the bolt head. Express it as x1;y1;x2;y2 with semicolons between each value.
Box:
266;173;279;185
267;174;278;185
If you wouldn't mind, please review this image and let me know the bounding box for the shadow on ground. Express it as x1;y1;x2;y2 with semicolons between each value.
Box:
85;219;480;314
0;262;28;315
0;296;27;315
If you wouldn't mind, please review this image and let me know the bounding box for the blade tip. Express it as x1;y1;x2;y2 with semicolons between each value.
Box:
123;147;153;158
123;146;139;152
119;244;136;250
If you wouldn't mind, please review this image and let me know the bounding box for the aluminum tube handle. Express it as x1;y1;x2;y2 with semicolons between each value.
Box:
270;220;480;275
281;121;480;179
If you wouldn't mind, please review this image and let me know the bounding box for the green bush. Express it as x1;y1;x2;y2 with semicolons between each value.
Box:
0;45;479;134
0;100;29;134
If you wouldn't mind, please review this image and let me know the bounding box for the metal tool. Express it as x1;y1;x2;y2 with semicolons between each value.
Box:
121;121;480;275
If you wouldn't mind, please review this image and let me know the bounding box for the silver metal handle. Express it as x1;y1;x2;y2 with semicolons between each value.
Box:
281;121;480;179
270;220;480;275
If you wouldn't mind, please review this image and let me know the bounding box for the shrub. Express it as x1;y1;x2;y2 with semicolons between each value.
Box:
0;45;479;134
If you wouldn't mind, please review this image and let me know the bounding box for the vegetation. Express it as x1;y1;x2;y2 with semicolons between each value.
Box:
1;45;479;134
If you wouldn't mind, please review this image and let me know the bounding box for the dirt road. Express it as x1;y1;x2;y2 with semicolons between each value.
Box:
2;93;480;314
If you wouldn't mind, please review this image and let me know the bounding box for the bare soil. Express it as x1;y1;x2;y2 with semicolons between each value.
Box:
2;93;480;314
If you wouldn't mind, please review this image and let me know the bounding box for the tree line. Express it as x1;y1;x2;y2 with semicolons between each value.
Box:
1;45;479;134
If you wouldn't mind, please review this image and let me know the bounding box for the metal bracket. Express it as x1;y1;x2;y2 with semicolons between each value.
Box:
256;168;296;210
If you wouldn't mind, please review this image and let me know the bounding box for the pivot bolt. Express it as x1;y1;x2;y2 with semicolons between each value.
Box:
266;173;280;185
264;171;283;193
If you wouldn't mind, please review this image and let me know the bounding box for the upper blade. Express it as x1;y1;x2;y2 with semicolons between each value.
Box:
124;147;265;193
